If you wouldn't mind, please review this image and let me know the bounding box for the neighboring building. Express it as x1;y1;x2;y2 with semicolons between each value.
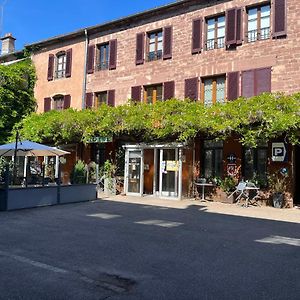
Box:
2;0;300;204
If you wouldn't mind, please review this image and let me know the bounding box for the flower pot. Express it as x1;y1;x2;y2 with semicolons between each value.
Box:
273;192;284;208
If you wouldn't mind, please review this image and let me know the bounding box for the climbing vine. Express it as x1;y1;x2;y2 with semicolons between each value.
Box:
15;93;300;147
0;59;36;144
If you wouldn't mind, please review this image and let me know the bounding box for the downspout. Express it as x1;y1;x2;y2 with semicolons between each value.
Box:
82;29;89;110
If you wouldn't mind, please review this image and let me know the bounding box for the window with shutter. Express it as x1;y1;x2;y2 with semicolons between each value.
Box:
109;39;117;70
163;26;172;59
85;92;94;108
201;76;226;105
47;54;54;81
144;84;163;104
192;18;202;54
273;0;286;38
53;95;65;111
107;90;115;107
44;97;52;112
247;4;271;42
241;70;255;97
65;49;72;78
55;51;67;79
64;95;71;109
227;72;240;101
95;92;107;107
206;15;225;50
163;81;175;100
96;43;109;71
242;67;271;97
136;33;145;65
226;8;237;46
147;30;163;61
131;86;142;102
87;45;95;74
184;77;199;101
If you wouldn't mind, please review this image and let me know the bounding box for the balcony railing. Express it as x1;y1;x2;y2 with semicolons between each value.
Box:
97;61;109;71
55;70;65;79
206;37;225;50
147;50;163;62
248;27;270;42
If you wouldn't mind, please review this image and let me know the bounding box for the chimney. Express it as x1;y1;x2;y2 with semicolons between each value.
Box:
1;33;16;55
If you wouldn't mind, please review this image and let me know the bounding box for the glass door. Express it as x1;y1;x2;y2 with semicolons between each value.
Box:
159;149;179;198
126;150;143;196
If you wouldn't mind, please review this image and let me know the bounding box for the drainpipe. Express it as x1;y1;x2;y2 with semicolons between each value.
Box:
82;29;89;110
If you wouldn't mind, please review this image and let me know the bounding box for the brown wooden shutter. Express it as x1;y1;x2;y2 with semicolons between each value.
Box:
107;90;115;107
241;70;255;98
87;45;95;74
65;49;72;78
192;18;202;54
163;81;175;100
44;97;51;112
47;54;54;81
109;39;117;70
273;0;287;38
184;77;198;101
226;8;237;47
256;68;271;95
163;26;172;59
227;72;240;101
236;8;243;45
136;33;145;65
63;95;71;109
85;92;93;108
131;86;142;102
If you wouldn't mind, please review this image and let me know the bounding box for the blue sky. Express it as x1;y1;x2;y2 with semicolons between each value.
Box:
1;0;175;50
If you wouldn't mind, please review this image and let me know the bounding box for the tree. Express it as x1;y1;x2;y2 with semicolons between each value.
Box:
0;59;36;144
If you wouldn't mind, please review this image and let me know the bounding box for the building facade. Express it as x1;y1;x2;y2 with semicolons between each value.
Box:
3;0;300;204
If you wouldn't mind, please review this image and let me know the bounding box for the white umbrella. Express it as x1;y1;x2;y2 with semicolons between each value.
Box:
0;140;70;157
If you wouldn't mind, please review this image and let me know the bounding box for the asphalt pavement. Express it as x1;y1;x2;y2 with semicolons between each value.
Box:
0;198;299;300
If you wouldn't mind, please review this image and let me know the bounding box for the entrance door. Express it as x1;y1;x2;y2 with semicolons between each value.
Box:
159;149;179;198
125;150;143;196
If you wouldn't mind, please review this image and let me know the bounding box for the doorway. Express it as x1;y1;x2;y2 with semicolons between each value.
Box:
124;145;183;199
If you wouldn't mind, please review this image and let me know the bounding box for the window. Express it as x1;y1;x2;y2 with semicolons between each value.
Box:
203;140;223;178
144;84;163;104
95;91;108;107
243;145;268;186
147;30;163;61
55;52;66;78
206;16;225;50
247;4;270;42
97;43;109;70
202;76;226;105
52;95;64;111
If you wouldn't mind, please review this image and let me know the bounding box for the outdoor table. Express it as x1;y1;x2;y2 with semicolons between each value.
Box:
194;182;215;201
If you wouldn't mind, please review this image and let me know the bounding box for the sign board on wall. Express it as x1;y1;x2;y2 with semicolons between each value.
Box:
272;142;287;162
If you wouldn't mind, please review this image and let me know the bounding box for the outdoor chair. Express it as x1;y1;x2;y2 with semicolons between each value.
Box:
245;182;261;207
228;181;248;205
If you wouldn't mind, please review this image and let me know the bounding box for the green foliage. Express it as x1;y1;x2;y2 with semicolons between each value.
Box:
0;59;36;144
16;93;300;147
219;176;236;194
71;160;86;184
268;171;290;193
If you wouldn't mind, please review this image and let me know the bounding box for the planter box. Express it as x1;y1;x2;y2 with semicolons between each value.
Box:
60;184;97;204
0;184;97;211
207;187;235;204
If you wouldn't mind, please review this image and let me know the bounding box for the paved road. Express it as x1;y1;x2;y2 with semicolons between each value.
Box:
0;199;299;300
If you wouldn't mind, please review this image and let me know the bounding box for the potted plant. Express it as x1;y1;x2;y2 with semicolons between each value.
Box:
102;159;117;195
268;171;289;208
